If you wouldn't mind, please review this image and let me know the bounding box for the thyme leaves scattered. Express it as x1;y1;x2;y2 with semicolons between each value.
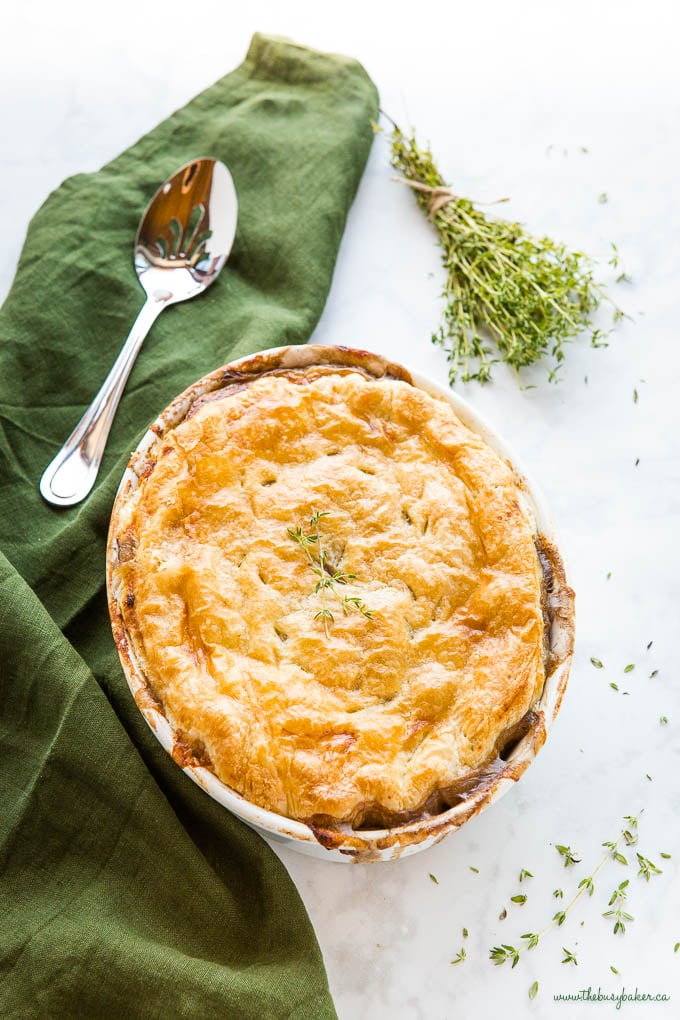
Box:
555;845;581;868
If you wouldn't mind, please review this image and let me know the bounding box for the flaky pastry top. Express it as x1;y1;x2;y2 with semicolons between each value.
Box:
111;368;546;826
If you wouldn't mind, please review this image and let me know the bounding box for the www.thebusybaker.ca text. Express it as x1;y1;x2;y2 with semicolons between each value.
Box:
554;987;670;1010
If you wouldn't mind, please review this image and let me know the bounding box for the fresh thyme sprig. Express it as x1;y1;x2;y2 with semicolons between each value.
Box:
490;944;520;968
602;840;628;866
489;813;646;969
603;879;634;935
636;853;662;881
287;511;374;635
389;126;623;385
555;844;581;867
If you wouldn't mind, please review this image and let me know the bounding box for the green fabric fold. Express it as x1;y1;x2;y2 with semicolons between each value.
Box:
0;32;379;1018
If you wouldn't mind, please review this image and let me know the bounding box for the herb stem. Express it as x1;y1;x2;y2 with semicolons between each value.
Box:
287;512;374;633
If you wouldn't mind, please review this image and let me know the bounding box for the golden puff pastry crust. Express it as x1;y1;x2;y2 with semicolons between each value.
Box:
111;367;547;827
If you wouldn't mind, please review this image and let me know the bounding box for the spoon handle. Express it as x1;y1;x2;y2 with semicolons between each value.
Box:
39;297;166;507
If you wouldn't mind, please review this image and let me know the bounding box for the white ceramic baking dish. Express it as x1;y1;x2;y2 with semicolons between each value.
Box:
107;345;575;862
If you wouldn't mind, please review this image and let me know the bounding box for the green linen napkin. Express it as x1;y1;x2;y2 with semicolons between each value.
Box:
0;33;378;1018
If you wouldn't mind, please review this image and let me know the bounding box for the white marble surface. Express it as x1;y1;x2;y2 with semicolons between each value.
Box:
3;1;679;1016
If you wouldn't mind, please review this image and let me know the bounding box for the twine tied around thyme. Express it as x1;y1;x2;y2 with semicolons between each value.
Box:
392;176;510;218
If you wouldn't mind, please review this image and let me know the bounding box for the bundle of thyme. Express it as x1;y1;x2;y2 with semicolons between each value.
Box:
390;127;613;384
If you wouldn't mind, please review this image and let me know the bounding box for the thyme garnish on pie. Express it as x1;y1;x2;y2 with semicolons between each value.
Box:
287;511;374;635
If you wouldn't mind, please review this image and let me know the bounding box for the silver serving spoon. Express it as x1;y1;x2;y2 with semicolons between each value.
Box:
40;157;238;507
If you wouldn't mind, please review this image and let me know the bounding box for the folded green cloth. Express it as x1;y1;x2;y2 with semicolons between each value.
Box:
0;34;378;1018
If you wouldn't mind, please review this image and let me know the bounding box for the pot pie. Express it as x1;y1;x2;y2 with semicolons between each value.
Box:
109;357;550;830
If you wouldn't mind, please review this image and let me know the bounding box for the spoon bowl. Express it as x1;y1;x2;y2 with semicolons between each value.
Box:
39;158;238;508
135;159;237;302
